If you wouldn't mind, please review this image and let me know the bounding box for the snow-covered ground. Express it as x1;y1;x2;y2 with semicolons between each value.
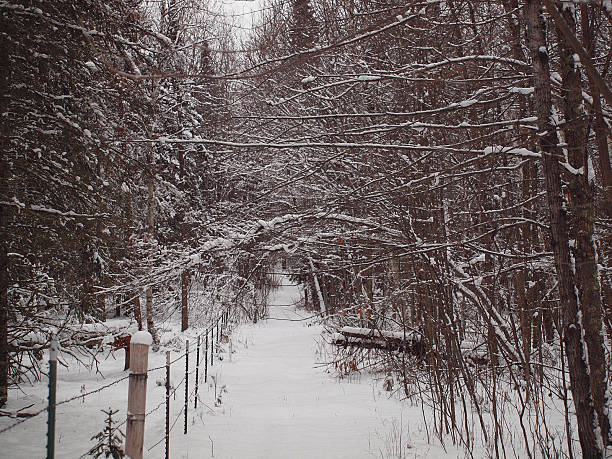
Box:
180;281;455;459
1;279;458;458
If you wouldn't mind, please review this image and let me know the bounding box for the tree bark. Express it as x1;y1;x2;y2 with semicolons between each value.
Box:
504;0;533;394
133;294;143;331
540;0;612;108
582;4;612;348
146;150;158;343
0;39;9;409
178;146;189;332
0;245;8;408
525;1;603;456
580;5;612;218
145;287;155;342
181;270;189;332
557;4;610;447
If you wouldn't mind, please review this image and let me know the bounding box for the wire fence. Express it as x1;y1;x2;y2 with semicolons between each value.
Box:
0;306;236;459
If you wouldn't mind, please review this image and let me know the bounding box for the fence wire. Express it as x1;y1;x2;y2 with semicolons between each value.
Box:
0;311;232;438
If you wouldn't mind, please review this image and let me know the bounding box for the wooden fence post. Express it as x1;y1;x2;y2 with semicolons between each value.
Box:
125;331;152;459
210;326;214;367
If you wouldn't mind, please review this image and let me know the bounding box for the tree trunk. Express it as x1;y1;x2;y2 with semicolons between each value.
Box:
0;244;8;408
525;1;603;455
582;4;612;347
557;4;610;447
516;268;531;392
178;146;189;332
181;270;189;332
145;287;155;342
98;292;106;321
504;3;533;394
146;151;158;343
588;86;612;219
0;41;9;409
133;294;143;331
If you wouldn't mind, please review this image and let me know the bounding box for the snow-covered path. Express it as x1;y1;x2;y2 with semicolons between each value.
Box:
175;281;453;459
1;280;455;458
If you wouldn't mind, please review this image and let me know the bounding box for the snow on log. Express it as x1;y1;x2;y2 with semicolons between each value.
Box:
332;326;489;365
332;326;424;355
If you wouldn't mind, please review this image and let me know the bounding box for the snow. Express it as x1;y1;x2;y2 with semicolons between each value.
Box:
131;331;153;346
185;283;452;458
338;326;417;342
1;281;457;458
483;145;540;158
509;87;534;95
588;156;595;184
562;2;575;13
469;253;485;264
356;75;381;82
84;61;97;72
560;161;584;176
49;339;59;360
0;281;573;458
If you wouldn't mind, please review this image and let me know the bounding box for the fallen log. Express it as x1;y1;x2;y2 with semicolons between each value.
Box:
332;326;489;366
332;326;425;357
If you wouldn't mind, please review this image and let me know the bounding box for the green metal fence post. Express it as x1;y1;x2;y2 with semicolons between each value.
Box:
46;338;58;459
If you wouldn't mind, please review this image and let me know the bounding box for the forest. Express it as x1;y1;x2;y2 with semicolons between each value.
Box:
1;0;612;457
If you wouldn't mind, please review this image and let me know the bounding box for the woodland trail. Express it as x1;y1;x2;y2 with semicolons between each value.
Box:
0;278;454;458
178;278;453;458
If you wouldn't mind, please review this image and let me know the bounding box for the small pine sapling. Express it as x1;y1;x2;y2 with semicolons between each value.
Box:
88;407;125;458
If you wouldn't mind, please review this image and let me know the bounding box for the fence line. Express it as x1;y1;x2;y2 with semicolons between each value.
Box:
147;364;203;453
1;306;236;458
145;307;235;455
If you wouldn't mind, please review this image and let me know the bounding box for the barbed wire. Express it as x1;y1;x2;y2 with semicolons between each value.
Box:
84;313;233;456
0;311;230;436
0;406;48;435
146;349;210;453
78;310;235;456
146;313;236;452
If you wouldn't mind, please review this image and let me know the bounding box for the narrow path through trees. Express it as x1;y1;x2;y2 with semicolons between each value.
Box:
176;279;454;459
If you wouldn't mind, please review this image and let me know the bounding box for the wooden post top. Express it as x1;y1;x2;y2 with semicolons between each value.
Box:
129;331;152;374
